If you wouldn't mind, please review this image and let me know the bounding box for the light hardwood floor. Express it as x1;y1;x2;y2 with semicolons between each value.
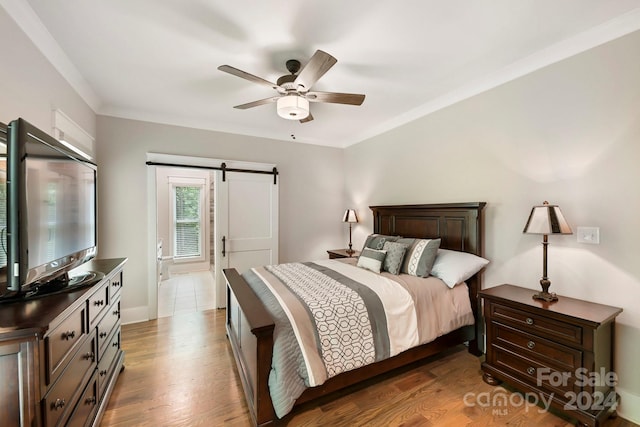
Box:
101;310;638;427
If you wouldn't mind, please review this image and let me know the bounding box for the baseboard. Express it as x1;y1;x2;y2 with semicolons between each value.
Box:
617;387;640;424
121;306;149;325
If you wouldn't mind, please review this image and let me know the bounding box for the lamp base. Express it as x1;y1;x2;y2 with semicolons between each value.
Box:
532;291;558;302
345;248;355;255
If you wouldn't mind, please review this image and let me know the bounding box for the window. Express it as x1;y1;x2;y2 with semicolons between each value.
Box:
172;183;205;260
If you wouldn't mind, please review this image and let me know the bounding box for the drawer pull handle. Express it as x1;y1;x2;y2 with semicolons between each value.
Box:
113;310;120;316
62;330;76;340
525;317;534;325
85;396;96;405
112;281;120;287
527;341;536;349
527;367;535;375
53;399;66;410
94;300;105;306
99;331;108;338
100;369;108;377
83;351;95;361
112;341;119;348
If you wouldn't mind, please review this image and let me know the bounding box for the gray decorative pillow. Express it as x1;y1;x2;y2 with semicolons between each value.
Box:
382;241;408;275
356;248;387;273
401;238;441;277
362;234;400;251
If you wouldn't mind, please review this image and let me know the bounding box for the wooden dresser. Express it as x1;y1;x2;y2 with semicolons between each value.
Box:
0;258;126;427
480;284;622;427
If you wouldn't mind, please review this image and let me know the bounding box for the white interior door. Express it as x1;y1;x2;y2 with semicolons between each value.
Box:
215;171;278;308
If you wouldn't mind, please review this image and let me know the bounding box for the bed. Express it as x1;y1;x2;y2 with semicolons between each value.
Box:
223;202;486;426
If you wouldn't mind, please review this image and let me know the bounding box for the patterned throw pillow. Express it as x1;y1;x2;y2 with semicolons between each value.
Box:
382;241;408;275
361;234;400;251
356;248;387;273
400;238;441;277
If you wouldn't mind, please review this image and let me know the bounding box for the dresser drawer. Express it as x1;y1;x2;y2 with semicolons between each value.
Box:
65;372;98;427
109;270;123;299
489;301;582;346
45;304;87;385
98;327;121;399
42;331;97;427
87;281;109;328
492;344;579;396
491;321;582;373
97;297;120;358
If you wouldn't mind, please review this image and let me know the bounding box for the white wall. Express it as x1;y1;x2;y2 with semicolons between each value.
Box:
0;8;95;140
345;30;640;422
96;116;345;320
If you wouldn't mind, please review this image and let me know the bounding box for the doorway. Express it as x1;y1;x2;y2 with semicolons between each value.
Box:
155;166;215;317
146;153;279;320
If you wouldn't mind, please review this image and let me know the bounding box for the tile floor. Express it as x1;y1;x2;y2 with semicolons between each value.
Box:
157;270;216;318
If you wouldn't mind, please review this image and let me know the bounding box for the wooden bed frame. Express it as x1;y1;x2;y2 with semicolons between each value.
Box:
223;202;486;426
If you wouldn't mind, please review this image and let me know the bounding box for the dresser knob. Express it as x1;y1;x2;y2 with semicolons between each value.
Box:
85;396;96;405
94;300;104;306
527;367;535;375
99;331;108;338
527;341;536;349
525;317;534;325
100;369;108;376
52;399;66;410
62;330;76;340
83;351;95;361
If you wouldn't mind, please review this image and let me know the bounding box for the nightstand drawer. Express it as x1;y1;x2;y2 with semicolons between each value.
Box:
492;322;582;373
492;345;579;396
489;301;582;346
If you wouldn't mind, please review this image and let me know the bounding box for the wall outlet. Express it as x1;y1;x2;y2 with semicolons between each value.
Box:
577;226;600;244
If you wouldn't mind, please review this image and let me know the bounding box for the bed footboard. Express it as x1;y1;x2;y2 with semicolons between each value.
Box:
224;268;276;426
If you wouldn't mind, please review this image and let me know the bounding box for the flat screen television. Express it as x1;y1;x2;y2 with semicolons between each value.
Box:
2;118;99;301
0;123;7;299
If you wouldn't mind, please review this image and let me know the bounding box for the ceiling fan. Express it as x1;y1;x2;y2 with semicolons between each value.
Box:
218;50;365;123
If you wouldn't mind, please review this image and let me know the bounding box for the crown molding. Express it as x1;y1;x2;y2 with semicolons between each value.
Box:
1;1;101;111
3;2;639;147
344;7;640;148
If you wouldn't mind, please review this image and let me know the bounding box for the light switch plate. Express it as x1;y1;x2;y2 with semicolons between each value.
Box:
577;226;600;244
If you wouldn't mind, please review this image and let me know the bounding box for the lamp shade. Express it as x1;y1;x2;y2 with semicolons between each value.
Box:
342;209;358;223
277;95;309;120
523;201;572;235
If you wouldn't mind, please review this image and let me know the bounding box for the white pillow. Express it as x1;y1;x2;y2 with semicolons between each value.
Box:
431;249;489;288
356;248;387;273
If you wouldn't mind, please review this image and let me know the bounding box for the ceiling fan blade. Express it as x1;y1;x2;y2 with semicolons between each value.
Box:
233;96;281;110
294;50;337;92
218;65;279;90
300;112;314;123
305;91;365;105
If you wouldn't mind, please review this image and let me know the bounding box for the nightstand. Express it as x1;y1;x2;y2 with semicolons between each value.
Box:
480;284;622;427
327;249;360;259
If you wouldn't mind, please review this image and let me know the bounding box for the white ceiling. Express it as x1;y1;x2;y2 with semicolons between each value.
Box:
5;1;640;147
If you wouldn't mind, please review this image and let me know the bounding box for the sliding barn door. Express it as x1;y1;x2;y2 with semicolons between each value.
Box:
214;171;278;308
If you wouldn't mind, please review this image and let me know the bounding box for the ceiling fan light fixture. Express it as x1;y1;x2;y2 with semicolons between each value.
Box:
277;95;309;120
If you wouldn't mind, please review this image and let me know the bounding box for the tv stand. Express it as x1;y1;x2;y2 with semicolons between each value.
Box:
0;258;127;427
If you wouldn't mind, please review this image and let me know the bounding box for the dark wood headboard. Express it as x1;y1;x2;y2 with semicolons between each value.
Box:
370;202;487;346
370;202;486;257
